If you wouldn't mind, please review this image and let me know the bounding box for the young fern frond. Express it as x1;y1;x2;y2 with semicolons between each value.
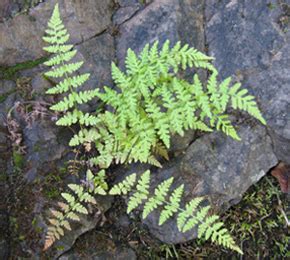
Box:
44;169;108;251
109;171;243;254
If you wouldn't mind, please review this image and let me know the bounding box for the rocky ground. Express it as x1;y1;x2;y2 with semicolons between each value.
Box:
0;0;289;259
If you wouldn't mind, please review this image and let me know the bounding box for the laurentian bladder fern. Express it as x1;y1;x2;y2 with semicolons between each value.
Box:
109;171;242;254
42;4;267;254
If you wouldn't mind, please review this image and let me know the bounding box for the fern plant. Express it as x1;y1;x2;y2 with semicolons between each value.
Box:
42;3;267;254
109;171;243;254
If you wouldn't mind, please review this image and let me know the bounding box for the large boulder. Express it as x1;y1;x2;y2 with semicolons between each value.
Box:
115;0;282;244
205;0;290;164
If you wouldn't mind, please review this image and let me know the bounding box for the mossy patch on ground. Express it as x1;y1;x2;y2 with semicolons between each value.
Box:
0;57;47;80
12;150;25;169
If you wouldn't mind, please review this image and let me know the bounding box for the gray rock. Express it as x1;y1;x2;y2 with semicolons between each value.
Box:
31;73;51;95
117;0;141;7
0;80;15;96
77;33;115;90
113;4;142;25
116;0;205;69
23;120;66;182
0;93;18;124
205;0;290;164
0;0;44;21
143;125;277;244
0;0;113;66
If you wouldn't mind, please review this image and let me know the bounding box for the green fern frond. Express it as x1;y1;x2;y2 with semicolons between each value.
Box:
46;74;90;94
218;77;232;112
43;44;74;54
44;62;84;78
43;3;96;149
126;48;140;75
56;110;99;126
86;169;108;195
84;40;266;168
229;83;266;125
50;89;99;111
44;50;76;66
177;197;204;231
214;115;241;141
111;62;130;90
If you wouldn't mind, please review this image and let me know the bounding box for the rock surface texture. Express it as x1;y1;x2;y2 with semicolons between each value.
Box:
1;0;289;258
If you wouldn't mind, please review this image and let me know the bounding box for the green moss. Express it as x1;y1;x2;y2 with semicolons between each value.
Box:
13;150;25;169
0;172;6;182
33;143;42;152
44;187;60;199
0;89;16;103
43;170;67;199
267;3;276;10
0;56;48;80
59;166;67;175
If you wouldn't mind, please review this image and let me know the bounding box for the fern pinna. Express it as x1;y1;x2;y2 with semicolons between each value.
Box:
43;4;99;130
109;171;243;254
